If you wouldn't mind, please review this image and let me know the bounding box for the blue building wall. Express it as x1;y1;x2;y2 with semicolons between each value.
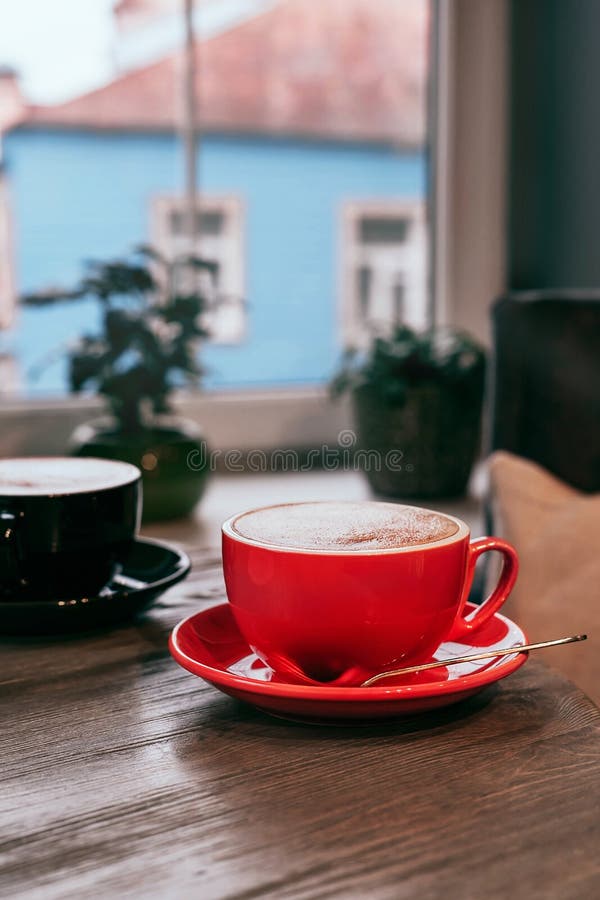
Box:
3;128;425;394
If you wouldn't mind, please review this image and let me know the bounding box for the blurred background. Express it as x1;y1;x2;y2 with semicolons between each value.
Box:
1;0;599;475
0;0;599;695
0;0;429;397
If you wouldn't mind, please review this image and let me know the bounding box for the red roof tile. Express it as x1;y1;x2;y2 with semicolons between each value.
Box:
24;0;428;146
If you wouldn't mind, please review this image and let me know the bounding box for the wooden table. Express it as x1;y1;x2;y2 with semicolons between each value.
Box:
2;474;600;899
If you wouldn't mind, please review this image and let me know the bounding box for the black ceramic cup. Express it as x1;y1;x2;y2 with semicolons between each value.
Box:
0;457;141;602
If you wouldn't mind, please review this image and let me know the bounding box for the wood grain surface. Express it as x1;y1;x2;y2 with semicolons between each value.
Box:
2;542;600;900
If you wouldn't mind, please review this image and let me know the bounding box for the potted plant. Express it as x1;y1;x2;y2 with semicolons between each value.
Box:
332;325;486;498
22;246;221;522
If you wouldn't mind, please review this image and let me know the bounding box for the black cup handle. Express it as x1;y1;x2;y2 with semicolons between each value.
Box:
0;512;21;591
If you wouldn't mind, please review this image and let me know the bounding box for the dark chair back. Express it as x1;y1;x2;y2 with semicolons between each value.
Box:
491;291;600;492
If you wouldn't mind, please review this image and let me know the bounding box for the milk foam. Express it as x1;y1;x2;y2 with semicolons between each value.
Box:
0;458;140;495
232;501;460;551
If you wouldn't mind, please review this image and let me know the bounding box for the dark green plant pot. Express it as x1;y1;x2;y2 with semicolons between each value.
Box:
352;384;483;499
70;417;210;523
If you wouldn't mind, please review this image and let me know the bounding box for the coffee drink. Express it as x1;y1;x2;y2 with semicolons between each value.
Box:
232;501;459;551
0;457;138;494
0;457;141;602
223;500;518;685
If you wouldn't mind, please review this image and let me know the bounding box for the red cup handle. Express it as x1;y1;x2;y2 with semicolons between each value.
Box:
449;537;519;641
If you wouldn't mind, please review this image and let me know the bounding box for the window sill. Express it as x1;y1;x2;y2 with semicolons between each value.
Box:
0;386;353;457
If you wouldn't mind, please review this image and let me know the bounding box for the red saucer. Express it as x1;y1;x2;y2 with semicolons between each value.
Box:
169;603;529;723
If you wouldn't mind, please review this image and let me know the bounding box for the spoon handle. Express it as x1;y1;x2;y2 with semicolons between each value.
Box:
361;634;588;687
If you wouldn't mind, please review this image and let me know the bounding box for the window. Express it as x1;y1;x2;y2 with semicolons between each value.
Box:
151;195;245;344
0;0;432;398
340;201;427;347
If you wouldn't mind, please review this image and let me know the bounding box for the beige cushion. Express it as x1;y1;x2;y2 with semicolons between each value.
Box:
488;451;600;704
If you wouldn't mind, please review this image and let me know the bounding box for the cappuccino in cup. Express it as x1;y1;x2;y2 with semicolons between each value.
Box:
0;457;141;602
0;457;138;495
223;500;518;686
232;501;460;551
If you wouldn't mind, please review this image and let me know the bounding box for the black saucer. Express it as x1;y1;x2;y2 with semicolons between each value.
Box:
0;538;190;636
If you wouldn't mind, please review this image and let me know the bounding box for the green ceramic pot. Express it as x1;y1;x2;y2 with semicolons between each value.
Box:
70;417;210;523
352;383;483;499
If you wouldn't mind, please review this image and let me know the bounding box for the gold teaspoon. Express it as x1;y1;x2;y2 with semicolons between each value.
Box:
361;634;588;687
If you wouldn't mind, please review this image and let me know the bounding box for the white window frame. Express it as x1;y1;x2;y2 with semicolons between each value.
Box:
150;193;246;345
0;0;509;453
0;161;16;331
339;199;427;347
431;0;508;343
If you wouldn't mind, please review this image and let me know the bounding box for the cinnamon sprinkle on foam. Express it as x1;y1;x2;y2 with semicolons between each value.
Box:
233;501;459;551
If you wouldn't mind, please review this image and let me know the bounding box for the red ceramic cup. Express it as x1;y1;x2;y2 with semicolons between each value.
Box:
222;503;518;687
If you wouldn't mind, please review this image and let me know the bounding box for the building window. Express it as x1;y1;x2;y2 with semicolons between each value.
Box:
340;201;427;347
151;195;245;344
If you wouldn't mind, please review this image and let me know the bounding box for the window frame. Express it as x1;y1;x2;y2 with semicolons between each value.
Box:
0;160;16;330
431;0;509;343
